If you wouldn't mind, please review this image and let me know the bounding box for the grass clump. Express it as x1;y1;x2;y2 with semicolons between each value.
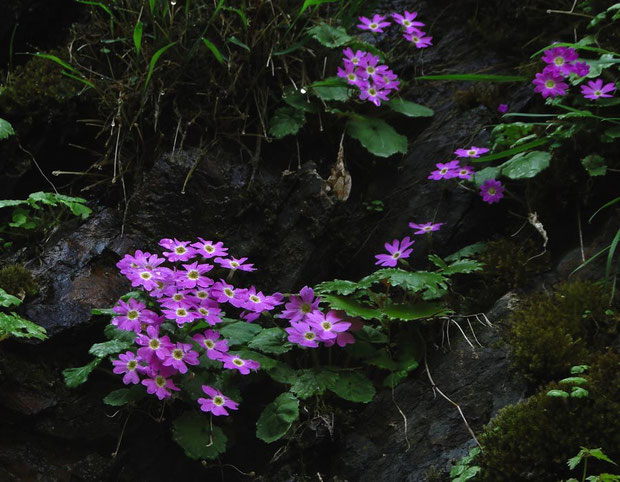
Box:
508;281;616;385
477;351;620;481
0;264;38;299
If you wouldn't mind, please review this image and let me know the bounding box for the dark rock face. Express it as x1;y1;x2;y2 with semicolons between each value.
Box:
336;294;525;481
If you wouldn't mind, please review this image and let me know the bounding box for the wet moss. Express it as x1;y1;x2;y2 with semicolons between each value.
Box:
478;352;620;481
0;264;38;298
508;281;616;385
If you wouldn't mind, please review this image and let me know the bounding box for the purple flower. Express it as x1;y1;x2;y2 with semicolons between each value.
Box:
116;250;152;276
359;83;391;107
112;351;143;385
222;354;260;375
454;146;489;158
193;329;229;360
428;160;460;180
392;11;425;30
357;14;391;33
408;222;444;235
567;61;590;77
541;47;578;76
581;79;616;100
190;238;228;259
404;29;432;48
142;371;180;400
112;298;157;333
136;325;173;362
162;342;200;374
375;236;414;267
323;331;355;347
479;179;505;204
176;261;214;289
159;238;197;262
532;70;568;98
497;103;509;114
342;48;367;68
243;286;282;313
285;321;320;348
337;63;364;87
214;256;256;272
280;286;321;323
195;300;223;326
307;310;351;341
210;280;239;304
455;165;475;180
162;303;200;325
376;69;400;91
197;386;239;416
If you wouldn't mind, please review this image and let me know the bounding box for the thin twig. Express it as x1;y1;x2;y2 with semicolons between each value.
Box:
391;378;411;451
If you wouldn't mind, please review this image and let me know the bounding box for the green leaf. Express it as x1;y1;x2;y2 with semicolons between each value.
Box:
234;349;276;370
312;84;351;101
62;359;101;388
299;0;339;16
256;392;300;443
0;288;22;308
133;20;143;55
0;118;15;140
248;328;292;355
144;42;176;94
88;339;132;358
568;450;586;470
91;307;116;316
228;36;251;52
473;166;501;186
570;387;589;398
321;294;382;320
201;38;225;64
581;154;607;177
443;259;484;275
0;312;47;341
283;87;317;113
314;279;361;296
268;106;306;138
570;365;590;374
445;242;487;261
359;269;448;299
104;324;137;343
266;361;297;384
219;321;262;346
387;98;434;117
381;302;447;321
0;199;26;209
586;448;617;465
546;389;569;398
559;376;588;385
473;138;549;163
290;369;339;399
103;386;146;406
172;412;227;460
416;74;527;82
327;371;375;403
500;151;551;179
346;116;407;158
307;22;352;48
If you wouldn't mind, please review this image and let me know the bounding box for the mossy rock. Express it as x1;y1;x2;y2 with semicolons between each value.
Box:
508;281;616;384
0;264;38;298
478;352;620;481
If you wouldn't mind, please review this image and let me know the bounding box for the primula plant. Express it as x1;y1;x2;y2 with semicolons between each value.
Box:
0;287;47;342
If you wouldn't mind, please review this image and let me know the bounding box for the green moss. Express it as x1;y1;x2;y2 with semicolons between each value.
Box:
508;281;616;384
0;264;38;298
478;352;620;481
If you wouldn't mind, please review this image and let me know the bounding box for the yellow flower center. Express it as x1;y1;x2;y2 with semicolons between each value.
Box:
127;310;139;320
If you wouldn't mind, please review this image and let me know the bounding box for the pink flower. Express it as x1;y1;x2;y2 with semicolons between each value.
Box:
112;351;143;385
142;371;180;400
428;160;460;180
159;238;197;262
391;11;425;31
195;299;223;326
285;321;320;348
567;61;590;77
162;342;199;374
342;48;367;68
479;179;505;204
541;47;578;76
532;70;568;98
497;103;508;114
408;222;444;235
193;329;229;360
214;256;255;272
280;286;321;323
161;303;200;325
357;14;391;33
197;386;239;416
455;165;475;180
243;286;282;313
112;298;157;333
222;354;260;375
376;69;400;91
581;79;615;100
338;63;364;87
454;146;489;158
307;310;351;341
190;238;228;259
323;331;355;347
375;236;414;267
136;325;173;362
404;29;432;48
210;280;239;304
359;83;391;106
176;261;214;289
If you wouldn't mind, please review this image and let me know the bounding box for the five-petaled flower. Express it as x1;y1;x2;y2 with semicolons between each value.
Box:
198;386;239;416
375;236;415;267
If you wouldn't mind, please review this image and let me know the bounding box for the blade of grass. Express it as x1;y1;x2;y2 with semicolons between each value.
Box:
133;20;143;55
143;41;176;94
472;138;549;163
589;197;620;223
202;38;225;64
605;228;620;283
416;74;527;82
530;42;618;59
34;53;80;74
569;245;610;277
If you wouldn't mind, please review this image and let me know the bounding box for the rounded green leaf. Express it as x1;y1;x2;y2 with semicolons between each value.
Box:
269;106;306;138
327;371;375;403
172;412;227;460
387;98;434;117
256;393;300;443
346;116;407;158
500;151;551;179
0;118;15;140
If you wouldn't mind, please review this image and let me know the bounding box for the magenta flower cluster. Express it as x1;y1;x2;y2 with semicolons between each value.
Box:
111;238;284;407
532;46;615;100
374;220;446;267
358;11;432;49
280;286;357;348
427;145;505;205
337;48;400;106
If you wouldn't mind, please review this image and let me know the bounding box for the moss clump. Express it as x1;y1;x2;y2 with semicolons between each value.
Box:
508;281;616;384
0;264;38;298
478;352;620;481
